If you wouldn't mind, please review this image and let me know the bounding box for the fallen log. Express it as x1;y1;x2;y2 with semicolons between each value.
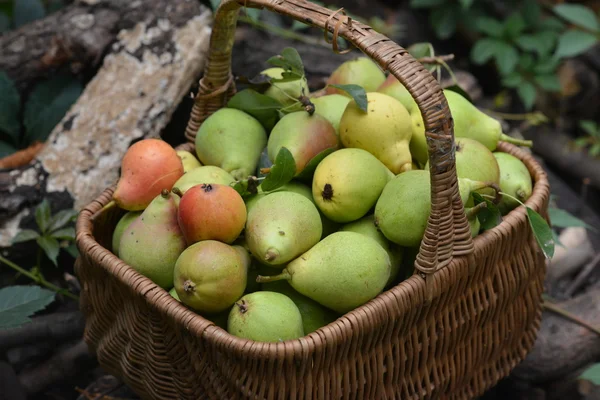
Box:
0;0;212;250
512;280;600;383
0;0;207;93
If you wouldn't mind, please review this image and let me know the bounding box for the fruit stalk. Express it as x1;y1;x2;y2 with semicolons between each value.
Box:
499;133;533;148
465;201;487;219
255;271;292;283
465;179;503;204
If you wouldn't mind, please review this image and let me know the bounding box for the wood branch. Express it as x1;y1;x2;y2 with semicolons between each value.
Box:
17;339;95;396
0;0;209;93
0;0;212;249
0;311;84;352
512;280;600;383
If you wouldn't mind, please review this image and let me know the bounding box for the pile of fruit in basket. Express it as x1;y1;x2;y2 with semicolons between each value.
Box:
109;48;536;342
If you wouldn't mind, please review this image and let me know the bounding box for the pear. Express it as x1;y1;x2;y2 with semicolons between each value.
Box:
339;92;413;174
177;150;202;172
256;231;391;314
409;90;533;163
325;57;386;95
176;183;247;245
119;190;186;289
195;108;267;180
374;170;497;247
312;148;393;223
341;214;404;288
465;205;485;238
424;137;500;202
261;67;309;113
172;165;235;194
493;152;533;214
245;192;322;266
112;211;142;257
311;94;351;136
113;138;184;211
376;74;417;114
227;291;304;342
173;241;248;314
267;111;339;177
169;287;180;302
260;280;338;334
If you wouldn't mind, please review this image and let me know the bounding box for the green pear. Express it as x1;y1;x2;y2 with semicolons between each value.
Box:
119;190;186;289
494;152;533;214
339;92;413;174
465;205;484;238
312;148;394;223
409;110;429;167
260;280;338;334
168;287;180;302
256;231;391;314
172;165;235;194
374;170;496;247
245;192;322;266
267;111;339;177
325;57;386;95
195;108;267;180
261;67;309;113
112;211;142;257
341;214;404;288
227;291;304;342
376;74;417;114
173;241;249;314
177;150;202;172
425;137;500;201
311;94;351;136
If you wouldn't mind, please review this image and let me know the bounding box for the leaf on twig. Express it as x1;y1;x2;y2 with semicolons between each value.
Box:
527;207;555;259
266;47;305;81
471;192;502;231
36;236;60;266
227;89;283;131
328;84;368;112
35;199;52;233
11;229;40;244
261;147;296;192
0;285;56;329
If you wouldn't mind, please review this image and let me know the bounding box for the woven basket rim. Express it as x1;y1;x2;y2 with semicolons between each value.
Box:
75;141;550;359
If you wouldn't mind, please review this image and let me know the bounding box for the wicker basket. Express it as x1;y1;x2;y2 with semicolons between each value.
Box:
74;0;551;398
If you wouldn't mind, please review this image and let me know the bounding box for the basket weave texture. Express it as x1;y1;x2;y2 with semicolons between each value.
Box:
74;0;551;398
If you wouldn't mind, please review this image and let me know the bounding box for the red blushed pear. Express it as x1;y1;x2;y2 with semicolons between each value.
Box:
113;138;184;211
174;183;247;245
325;57;386;96
267;111;338;176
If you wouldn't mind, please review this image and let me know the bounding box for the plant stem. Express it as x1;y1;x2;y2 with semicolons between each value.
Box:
238;15;330;48
543;300;600;337
0;255;79;301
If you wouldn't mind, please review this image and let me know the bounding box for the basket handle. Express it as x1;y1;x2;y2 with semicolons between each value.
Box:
184;0;474;277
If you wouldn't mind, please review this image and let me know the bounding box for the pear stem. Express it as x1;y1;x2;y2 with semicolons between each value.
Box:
499;133;533;148
516;189;528;202
171;187;183;198
264;249;279;262
260;167;271;175
465;202;487;219
467;180;502;204
255;270;292;284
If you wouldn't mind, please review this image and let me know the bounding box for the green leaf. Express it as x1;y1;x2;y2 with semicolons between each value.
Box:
226;89;283;132
0;141;16;158
266;47;305;78
50;227;75;240
503;13;526;39
534;74;562;92
409;0;445;8
431;5;459;39
11;229;40;244
554;30;599;59
470;38;502;65
459;0;474;9
244;8;261;23
502;72;523;88
0;285;55;329
13;0;45;28
209;0;221;11
553;4;600;32
48;209;78;232
579;120;599;136
590;143;600;157
475;16;504;38
519;53;535;71
517;81;537;110
534;56;560;74
260;147;296;192
522;0;541;27
35;199;51;233
580;363;600;384
538;16;565;31
24;75;83;144
547;207;596;231
494;42;519;75
552;230;564;248
36;236;60;266
472;193;503;231
0;13;10;35
526;207;555;259
65;243;79;259
574;137;590;148
516;32;558;56
0;71;21;143
328;84;368;112
295;148;335;182
407;42;434;59
291;20;310;31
